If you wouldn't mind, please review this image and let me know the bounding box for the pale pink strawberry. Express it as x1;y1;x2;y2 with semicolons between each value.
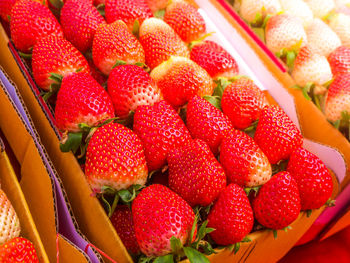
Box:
328;46;350;76
240;0;282;23
328;13;350;47
304;0;335;19
280;0;314;28
0;190;20;244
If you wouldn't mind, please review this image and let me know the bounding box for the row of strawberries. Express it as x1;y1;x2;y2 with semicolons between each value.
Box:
0;0;334;262
232;0;350;138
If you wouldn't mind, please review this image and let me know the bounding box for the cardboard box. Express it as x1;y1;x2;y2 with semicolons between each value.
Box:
0;70;103;262
0;1;346;262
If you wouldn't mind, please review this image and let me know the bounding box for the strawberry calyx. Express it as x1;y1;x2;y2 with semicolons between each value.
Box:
217;236;251;255
244;186;261;197
271;160;288;175
326;198;336;207
306;209;312;218
18;51;33;60
154;9;166;19
96;3;105;17
291;83;327;112
49;0;64;10
272;226;292;239
188;32;214;50
331;111;350;134
250;9;272;28
113;60;150;72
41;72;64;101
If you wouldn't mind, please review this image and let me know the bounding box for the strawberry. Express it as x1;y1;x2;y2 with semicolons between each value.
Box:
55;72;115;132
220;129;272;187
287;147;333;210
60;0;106;53
132;184;196;257
32;35;90;91
221;77;268;130
239;0;282;24
279;0;314;28
133;100;192;171
94;0;104;5
85;122;148;192
107;65;162;119
292;46;333;88
207;184;254;245
304;0;335;19
150;56;214;108
145;0;168;12
252;171;301;229
325;72;350;122
186;95;234;155
92;20;145;76
139;18;190;69
306;18;341;57
163;0;206;43
190;40;239;79
10;0;62;52
328;46;350;76
87;57;107;85
265;14;307;54
0;190;20;244
168;139;226;206
105;0;153;31
254;105;303;164
0;237;39;263
110;205;140;255
335;0;350;14
0;0;16;22
328;13;350;47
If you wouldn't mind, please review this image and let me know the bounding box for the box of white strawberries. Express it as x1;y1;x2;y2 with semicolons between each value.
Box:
0;0;346;262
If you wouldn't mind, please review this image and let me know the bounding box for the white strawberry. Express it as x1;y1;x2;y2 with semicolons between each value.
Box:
335;0;350;15
304;0;336;19
280;0;314;28
0;190;20;244
306;18;341;57
265;14;307;54
292;46;333;88
239;0;282;24
328;13;350;47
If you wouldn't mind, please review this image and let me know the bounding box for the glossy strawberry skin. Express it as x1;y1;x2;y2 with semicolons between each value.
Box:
10;0;62;52
110;205;140;255
105;0;153;31
221;78;268;130
139;18;190;69
168;139;226;206
220;129;272;187
107;65;162;119
0;0;16;22
186;96;233;155
92;20;145;75
328;46;350;76
55;72;115;132
133;100;192;171
85;122;148;192
32;35;90;91
254;105;303;164
132;184;196;257
60;0;106;53
0;237;39;263
164;0;206;43
287;147;333;210
252;171;301;230
207;184;254;245
150;57;214;108
0;190;20;245
190;40;239;79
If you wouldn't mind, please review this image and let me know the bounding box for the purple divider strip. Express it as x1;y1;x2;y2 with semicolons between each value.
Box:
0;69;100;263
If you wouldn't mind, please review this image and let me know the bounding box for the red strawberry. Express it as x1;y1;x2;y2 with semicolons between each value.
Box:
55;72;115;132
132;184;196;257
107;65;162;119
85;122;148;192
220;129;271;187
0;237;39;263
145;0;168;12
150;56;214;108
287;147;333;210
110;205;140;255
190;40;239;79
0;0;16;22
186;95;234;155
87;57;107;85
139;18;190;69
92;20;145;75
10;0;62;52
0;189;20;244
32;35;90;91
252;171;301;229
168;139;226;206
60;0;106;53
133;100;192;171
207;184;254;245
105;0;153;31
254;105;303;164
94;0;104;5
221;77;268;130
163;0;206;43
328;46;350;76
325;73;350;122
